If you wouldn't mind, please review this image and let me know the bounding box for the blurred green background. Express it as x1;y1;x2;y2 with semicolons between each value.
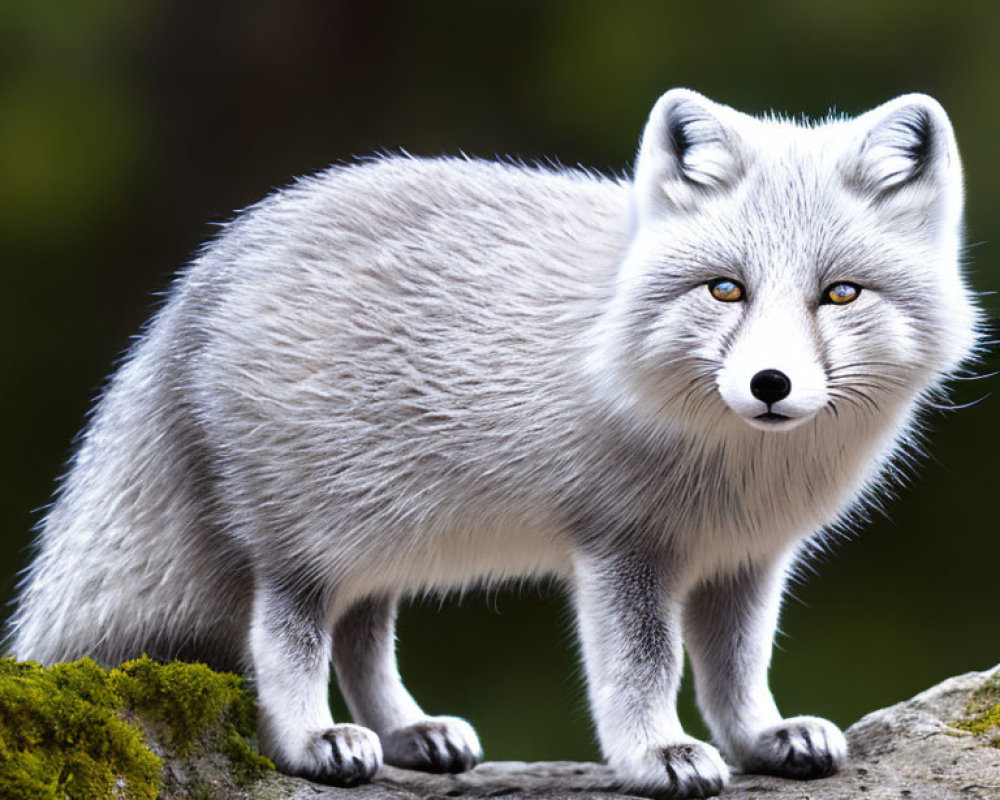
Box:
1;0;998;762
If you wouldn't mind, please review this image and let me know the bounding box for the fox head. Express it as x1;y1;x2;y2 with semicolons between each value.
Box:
593;89;981;437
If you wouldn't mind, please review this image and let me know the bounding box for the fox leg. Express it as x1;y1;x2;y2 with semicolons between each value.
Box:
573;549;729;800
251;578;382;786
332;594;482;773
682;558;847;779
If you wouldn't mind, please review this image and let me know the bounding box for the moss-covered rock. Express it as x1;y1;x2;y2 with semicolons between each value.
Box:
0;656;272;800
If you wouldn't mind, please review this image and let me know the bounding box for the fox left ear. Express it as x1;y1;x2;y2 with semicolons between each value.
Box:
633;89;747;216
849;94;961;213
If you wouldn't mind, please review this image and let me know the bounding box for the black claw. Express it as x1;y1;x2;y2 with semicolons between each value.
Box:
326;741;344;768
425;736;450;773
444;739;464;772
417;735;433;764
431;741;448;771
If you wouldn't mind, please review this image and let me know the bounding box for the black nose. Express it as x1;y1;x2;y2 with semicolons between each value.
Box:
750;369;791;405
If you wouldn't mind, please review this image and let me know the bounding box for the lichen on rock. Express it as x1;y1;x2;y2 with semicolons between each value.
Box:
0;656;272;800
952;672;1000;747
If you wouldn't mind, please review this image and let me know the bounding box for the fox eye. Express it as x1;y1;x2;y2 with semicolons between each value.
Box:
821;282;862;305
708;278;744;303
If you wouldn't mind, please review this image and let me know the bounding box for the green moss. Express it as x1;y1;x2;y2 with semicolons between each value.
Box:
952;674;1000;748
0;656;273;800
0;657;161;800
217;728;274;785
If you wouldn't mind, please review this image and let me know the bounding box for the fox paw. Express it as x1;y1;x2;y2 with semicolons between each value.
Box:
740;716;846;779
618;739;730;800
288;724;382;786
382;716;482;773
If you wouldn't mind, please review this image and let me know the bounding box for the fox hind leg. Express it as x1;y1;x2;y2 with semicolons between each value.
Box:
250;579;382;786
333;594;482;773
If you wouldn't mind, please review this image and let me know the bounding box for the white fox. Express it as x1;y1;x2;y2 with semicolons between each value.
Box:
9;89;980;799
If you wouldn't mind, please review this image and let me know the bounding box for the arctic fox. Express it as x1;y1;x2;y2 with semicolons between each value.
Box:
9;89;979;799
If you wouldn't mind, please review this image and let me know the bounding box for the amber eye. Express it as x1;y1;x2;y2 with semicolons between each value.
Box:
822;282;862;305
708;279;744;303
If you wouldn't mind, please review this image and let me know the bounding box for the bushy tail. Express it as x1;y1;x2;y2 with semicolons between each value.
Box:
8;316;251;670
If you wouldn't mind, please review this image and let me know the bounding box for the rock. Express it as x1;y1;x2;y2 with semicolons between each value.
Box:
273;665;1000;800
3;658;998;799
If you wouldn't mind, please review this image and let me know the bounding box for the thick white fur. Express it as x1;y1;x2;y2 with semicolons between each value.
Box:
8;90;979;798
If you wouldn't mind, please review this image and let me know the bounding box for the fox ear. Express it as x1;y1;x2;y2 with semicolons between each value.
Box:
850;94;960;199
633;89;746;215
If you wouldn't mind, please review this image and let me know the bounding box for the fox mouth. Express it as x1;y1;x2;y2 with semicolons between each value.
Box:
755;411;790;422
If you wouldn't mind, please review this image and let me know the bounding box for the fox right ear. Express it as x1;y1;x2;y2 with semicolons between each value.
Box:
633;89;746;215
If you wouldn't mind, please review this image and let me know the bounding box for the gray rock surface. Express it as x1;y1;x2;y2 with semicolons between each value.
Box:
171;666;1000;800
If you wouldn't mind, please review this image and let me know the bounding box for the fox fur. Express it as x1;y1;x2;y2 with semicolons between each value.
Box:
8;89;980;799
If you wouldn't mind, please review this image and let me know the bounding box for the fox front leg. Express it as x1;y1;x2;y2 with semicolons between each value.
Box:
572;550;729;800
682;558;847;779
